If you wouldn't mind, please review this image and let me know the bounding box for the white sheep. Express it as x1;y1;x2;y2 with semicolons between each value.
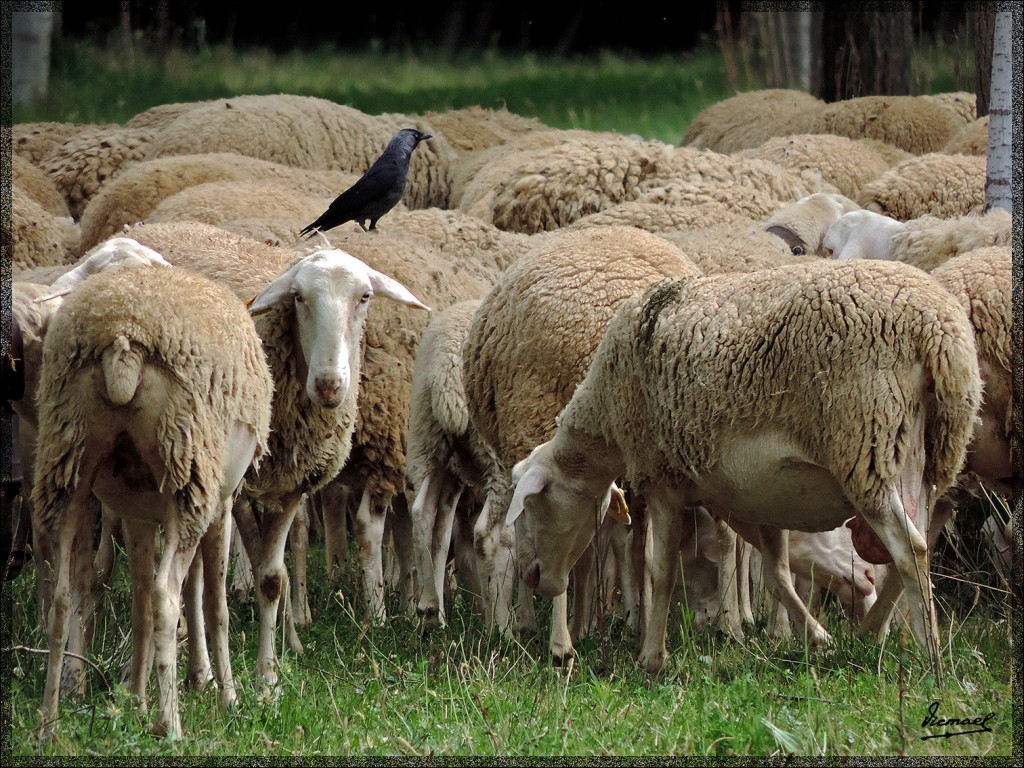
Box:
31;252;273;740
805;95;964;155
761;191;862;257
117;221;429;688
735;134;897;200
855;153;987;220
942;116;989;156
679;89;825;154
506;259;981;680
462;225;703;657
824;207;1012;272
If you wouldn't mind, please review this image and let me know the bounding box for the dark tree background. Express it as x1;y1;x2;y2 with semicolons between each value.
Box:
53;1;967;60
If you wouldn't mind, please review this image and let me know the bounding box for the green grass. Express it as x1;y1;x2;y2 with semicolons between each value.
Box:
10;35;978;146
3;541;1014;758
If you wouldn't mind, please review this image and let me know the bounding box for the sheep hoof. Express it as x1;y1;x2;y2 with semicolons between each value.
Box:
219;686;239;711
639;649;667;674
551;649;574;668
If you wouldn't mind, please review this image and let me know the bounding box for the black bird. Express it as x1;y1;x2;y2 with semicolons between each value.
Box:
299;128;432;237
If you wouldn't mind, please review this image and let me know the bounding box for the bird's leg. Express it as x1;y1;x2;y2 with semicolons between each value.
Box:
357;221;369;232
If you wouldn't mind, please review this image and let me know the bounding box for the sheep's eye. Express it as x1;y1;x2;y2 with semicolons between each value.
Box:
293;292;305;304
791;245;805;256
359;292;371;305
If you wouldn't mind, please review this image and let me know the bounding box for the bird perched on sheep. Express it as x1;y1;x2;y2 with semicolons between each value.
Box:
463;225;703;652
141;95;454;209
506;259;981;680
299;128;432;237
31;250;274;740
856;153;987;220
78;152;361;251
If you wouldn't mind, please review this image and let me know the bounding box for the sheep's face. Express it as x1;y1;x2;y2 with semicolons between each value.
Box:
505;441;625;599
291;255;373;409
249;249;428;410
823;210;901;261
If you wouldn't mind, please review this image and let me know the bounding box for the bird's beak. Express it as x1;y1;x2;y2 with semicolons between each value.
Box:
421;133;433;141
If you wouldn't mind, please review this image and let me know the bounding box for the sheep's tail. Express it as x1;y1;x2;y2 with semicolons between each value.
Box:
101;335;145;405
922;313;982;497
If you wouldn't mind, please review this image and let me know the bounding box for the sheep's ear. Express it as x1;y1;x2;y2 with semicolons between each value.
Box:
505;463;549;526
367;269;431;311
34;266;91;302
247;260;304;316
606;483;631;525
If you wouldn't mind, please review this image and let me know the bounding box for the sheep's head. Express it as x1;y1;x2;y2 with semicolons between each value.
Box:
36;237;172;303
247;249;429;409
505;440;629;598
822;209;904;261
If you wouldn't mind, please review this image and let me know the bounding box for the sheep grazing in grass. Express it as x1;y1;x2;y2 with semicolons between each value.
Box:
31;246;273;741
506;259;981;681
463;225;702;657
856;153;987;221
120;221;430;689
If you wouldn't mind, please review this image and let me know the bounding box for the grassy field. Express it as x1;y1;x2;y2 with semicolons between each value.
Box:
11;35;978;145
2;536;1015;758
6;36;1011;759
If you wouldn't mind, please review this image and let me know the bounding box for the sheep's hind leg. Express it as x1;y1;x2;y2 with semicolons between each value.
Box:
637;492;684;674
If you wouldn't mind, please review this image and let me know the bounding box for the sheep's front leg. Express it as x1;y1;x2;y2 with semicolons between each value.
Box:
637;495;683;674
183;554;213;690
200;501;237;710
754;525;832;647
244;494;301;690
569;542;596;643
321;481;351;584
713;517;744;641
122;518;159;709
473;491;517;636
549;591;574;665
151;519;197;741
289;501;312;627
353;486;388;625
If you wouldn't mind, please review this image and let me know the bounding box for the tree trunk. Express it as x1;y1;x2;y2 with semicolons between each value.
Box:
819;8;913;102
748;10;818;91
984;8;1013;214
972;6;996;117
11;10;54;104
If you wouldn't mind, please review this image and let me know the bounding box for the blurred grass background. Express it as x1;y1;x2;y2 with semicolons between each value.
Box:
11;34;978;145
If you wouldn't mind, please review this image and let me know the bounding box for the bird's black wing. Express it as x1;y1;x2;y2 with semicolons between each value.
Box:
299;161;399;237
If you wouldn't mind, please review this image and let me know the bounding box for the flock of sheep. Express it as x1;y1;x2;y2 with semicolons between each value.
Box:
6;88;1015;743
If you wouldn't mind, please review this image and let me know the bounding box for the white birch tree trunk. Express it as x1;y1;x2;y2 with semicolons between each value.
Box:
984;8;1014;214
